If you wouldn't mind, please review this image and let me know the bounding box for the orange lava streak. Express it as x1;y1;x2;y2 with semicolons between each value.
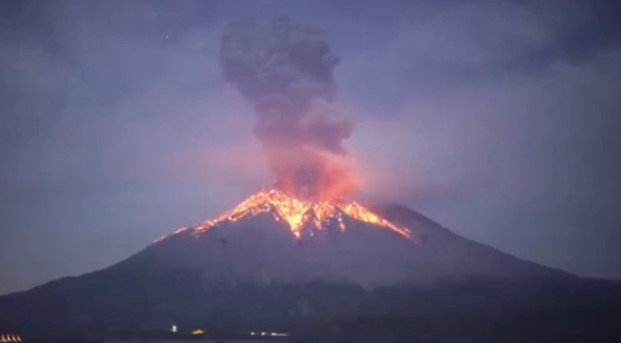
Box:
185;189;412;240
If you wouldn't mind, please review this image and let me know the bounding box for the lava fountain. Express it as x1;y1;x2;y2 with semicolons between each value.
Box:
156;189;412;243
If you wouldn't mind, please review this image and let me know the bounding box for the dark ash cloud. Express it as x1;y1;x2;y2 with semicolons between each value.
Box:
219;18;355;200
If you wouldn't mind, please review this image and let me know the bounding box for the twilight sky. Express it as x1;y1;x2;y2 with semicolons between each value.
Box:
1;0;620;295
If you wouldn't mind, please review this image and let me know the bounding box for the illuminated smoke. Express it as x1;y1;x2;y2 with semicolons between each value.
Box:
219;18;356;200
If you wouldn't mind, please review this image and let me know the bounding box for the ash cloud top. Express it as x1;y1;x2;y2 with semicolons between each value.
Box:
219;18;355;199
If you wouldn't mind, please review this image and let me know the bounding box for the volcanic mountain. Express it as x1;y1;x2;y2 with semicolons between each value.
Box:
145;189;566;288
1;190;619;341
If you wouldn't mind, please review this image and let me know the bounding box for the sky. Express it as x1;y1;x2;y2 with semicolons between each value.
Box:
1;0;620;295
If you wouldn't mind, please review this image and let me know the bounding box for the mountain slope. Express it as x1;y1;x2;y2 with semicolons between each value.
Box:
118;204;571;288
0;204;618;341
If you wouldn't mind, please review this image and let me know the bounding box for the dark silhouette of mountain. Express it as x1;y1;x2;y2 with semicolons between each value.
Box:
0;205;619;342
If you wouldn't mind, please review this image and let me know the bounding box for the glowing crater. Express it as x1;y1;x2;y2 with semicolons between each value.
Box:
156;189;412;242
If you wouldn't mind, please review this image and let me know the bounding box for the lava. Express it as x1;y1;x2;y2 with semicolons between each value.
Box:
157;189;412;242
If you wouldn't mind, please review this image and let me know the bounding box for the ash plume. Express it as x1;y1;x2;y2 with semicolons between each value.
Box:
219;18;356;200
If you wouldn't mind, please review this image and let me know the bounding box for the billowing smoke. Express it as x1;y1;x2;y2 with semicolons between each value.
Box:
219;18;356;200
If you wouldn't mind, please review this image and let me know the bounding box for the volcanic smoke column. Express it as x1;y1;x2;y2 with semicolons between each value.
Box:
219;18;356;201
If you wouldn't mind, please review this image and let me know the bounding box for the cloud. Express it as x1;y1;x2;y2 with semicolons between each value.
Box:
219;18;356;200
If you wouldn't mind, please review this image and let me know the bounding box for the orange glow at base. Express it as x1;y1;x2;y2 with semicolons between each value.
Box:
156;189;412;242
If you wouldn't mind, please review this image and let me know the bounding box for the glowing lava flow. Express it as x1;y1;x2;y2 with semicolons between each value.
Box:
157;189;412;242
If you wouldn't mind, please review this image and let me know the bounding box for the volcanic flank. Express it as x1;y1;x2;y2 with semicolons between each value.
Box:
141;189;571;289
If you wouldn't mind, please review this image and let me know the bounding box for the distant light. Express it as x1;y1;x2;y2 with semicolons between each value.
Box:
248;331;289;338
0;335;23;343
271;332;289;337
192;329;205;336
170;325;178;333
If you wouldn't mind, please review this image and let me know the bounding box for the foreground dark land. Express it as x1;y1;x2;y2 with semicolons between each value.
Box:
2;276;620;343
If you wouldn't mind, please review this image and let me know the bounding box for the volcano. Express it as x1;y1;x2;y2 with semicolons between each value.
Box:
0;191;619;341
145;189;564;288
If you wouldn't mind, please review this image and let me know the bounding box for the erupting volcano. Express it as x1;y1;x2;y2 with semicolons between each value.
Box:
151;19;416;245
157;189;413;242
0;16;618;343
116;19;569;289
